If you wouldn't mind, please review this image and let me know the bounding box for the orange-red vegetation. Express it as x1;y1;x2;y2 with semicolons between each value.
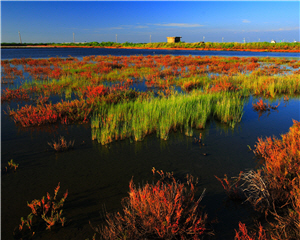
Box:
93;170;210;239
217;121;300;239
48;136;75;152
210;79;239;93
241;120;300;239
14;183;68;239
234;222;267;240
254;120;300;203
4;159;19;172
7;99;92;127
252;99;280;112
215;172;243;200
1;88;30;102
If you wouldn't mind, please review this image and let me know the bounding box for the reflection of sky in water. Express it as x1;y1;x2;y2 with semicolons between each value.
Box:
2;47;300;60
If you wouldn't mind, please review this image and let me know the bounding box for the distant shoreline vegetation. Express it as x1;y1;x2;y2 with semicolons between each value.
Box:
1;41;299;52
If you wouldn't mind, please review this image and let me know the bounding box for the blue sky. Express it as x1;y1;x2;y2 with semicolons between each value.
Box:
1;1;299;43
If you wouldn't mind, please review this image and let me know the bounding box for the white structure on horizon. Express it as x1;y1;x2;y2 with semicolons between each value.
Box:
271;39;276;43
18;31;22;44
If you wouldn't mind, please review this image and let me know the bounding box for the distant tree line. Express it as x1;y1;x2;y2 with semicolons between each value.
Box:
1;41;299;51
1;42;55;46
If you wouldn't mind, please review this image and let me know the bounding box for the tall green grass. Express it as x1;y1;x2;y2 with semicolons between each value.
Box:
232;73;300;97
91;91;244;145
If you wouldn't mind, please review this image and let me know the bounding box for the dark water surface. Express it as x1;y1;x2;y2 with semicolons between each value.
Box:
2;47;300;59
1;48;300;239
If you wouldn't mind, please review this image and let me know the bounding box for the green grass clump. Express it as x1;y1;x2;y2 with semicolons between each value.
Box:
91;91;244;145
232;73;300;97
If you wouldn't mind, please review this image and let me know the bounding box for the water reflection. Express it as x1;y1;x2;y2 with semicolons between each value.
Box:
2;47;300;60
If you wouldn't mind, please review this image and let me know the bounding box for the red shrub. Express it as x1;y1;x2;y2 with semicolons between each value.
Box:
93;170;210;239
234;222;267;240
254;120;300;198
209;79;238;93
252;99;279;112
1;88;30;102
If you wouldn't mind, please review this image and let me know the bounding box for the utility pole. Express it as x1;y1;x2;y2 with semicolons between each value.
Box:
222;37;224;43
203;36;205;42
73;32;75;43
18;31;22;44
243;38;246;43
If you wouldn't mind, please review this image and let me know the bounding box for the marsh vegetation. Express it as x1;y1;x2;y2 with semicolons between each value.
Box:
1;53;300;239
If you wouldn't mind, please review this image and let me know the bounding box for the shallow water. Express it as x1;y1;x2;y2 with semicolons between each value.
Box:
1;49;300;239
2;47;300;60
2;96;299;239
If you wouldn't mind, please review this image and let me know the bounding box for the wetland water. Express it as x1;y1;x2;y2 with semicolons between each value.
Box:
2;47;300;59
1;48;300;239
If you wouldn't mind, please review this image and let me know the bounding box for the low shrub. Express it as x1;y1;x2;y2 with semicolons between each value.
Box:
14;183;68;239
218;120;300;239
92;169;211;239
48;136;75;152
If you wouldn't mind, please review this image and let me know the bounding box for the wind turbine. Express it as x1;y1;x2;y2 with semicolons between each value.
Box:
18;31;22;44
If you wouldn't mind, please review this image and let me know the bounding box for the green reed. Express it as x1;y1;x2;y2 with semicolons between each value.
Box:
91;91;244;145
232;73;300;97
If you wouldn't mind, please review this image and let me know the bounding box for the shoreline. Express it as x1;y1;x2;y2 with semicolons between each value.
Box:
1;45;299;53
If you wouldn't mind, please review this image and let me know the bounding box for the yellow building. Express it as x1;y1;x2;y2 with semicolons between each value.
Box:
166;37;182;43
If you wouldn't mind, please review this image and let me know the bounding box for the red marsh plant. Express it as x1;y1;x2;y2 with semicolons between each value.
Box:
6;88;149;127
209;78;239;93
218;120;300;239
91;169;211;240
48;136;75;152
1;64;24;79
4;159;19;172
258;119;300;239
7;99;93;127
1;88;30;102
7;103;59;127
14;183;68;239
234;222;267;240
215;172;243;200
252;99;280;119
253;120;300;210
23;65;52;80
49;67;63;79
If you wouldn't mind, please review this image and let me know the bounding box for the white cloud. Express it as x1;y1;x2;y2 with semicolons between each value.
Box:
152;23;204;28
247;27;299;32
242;19;251;23
93;22;204;32
135;25;149;29
108;27;125;30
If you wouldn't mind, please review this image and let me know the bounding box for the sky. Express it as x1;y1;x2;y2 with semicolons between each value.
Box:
1;1;299;44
